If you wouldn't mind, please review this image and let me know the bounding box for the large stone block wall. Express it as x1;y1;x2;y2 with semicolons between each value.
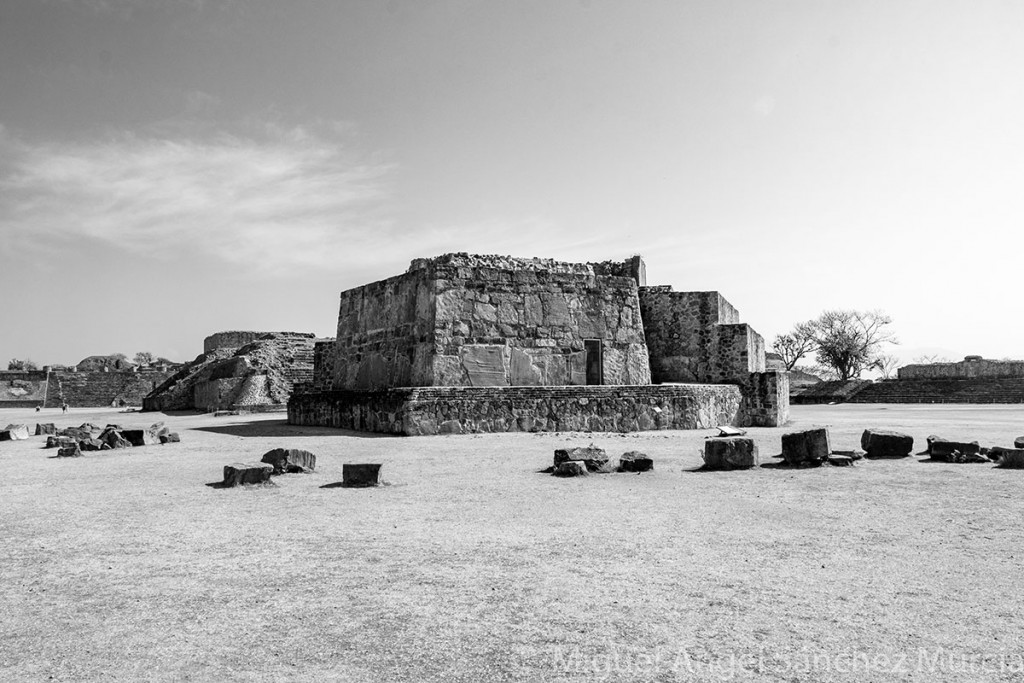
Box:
713;324;766;383
638;287;750;384
311;340;335;391
0;371;50;407
898;358;1024;381
45;369;175;408
739;371;789;426
428;259;650;387
288;384;742;435
331;269;436;390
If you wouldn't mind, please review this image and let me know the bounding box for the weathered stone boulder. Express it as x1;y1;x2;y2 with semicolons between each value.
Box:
553;445;609;472
35;423;56;436
58;427;93;440
993;448;1024;469
80;423;101;433
98;427;133;450
929;440;981;462
120;429;155;447
79;438;104;452
147;422;168;442
926;435;949;456
45;435;76;449
781;428;830;466
2;424;30;441
703;437;759;470
261;448;316;474
618;451;653;472
860;429;913;458
222;462;274;487
342;463;383;487
1015;437;1024;450
553;461;589;477
57;443;82;458
159;432;181;444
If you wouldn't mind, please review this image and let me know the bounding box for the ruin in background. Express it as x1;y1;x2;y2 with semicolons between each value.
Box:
142;331;332;413
288;253;789;434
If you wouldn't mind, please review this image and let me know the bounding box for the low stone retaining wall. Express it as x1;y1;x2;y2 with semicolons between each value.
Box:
288;384;743;435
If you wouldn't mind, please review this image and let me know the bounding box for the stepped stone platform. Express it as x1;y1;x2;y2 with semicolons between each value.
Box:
288;384;743;436
848;378;1024;404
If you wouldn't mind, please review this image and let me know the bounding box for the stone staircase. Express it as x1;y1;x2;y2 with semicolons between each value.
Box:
848;378;1024;404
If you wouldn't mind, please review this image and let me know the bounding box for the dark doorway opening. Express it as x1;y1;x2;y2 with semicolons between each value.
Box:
584;339;603;385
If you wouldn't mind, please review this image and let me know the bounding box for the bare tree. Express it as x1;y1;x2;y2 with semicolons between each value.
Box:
771;322;816;371
873;353;901;379
7;358;38;371
806;309;898;381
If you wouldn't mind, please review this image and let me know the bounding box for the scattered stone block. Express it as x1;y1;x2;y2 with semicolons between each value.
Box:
147;422;168;442
79;423;101;433
860;429;913;458
827;454;856;467
57;443;82;458
831;449;865;460
342;463;383;487
925;435;949;456
98;427;133;449
715;425;746;437
929;440;981;462
159;433;181;444
703;437;759;470
993;448;1024;469
79;438;104;452
781;428;830;466
2;424;30;441
58;427;93;440
45;435;76;449
553;461;589;477
120;429;155;447
553;445;609;472
35;423;56;436
618;451;653;472
261;448;316;474
1015;437;1024;450
222;462;274;487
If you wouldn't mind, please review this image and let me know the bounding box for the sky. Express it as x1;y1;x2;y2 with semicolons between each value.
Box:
1;0;1022;368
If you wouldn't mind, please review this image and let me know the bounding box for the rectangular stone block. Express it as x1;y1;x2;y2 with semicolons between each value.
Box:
342;463;383;487
2;424;30;440
222;462;274;487
618;451;653;472
35;423;57;436
993;448;1024;469
703;437;759;470
860;429;913;458
929;440;981;462
781;428;830;465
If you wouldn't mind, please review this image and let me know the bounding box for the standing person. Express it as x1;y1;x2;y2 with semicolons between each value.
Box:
61;402;68;414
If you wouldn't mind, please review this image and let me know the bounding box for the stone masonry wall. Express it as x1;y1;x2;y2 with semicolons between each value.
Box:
739;371;789;426
311;340;335;391
428;260;650;387
46;369;175;408
288;384;742;435
331;269;436;390
638;288;743;383
898;358;1024;381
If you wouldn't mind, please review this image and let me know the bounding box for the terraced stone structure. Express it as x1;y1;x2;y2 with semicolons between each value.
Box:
289;253;788;434
144;332;332;413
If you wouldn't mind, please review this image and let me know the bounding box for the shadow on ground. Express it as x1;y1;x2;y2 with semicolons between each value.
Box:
192;420;395;439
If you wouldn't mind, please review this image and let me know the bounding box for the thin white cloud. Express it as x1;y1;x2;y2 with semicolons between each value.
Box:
0;124;394;272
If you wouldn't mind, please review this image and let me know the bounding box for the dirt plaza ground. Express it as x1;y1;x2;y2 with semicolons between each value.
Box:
1;403;1022;682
